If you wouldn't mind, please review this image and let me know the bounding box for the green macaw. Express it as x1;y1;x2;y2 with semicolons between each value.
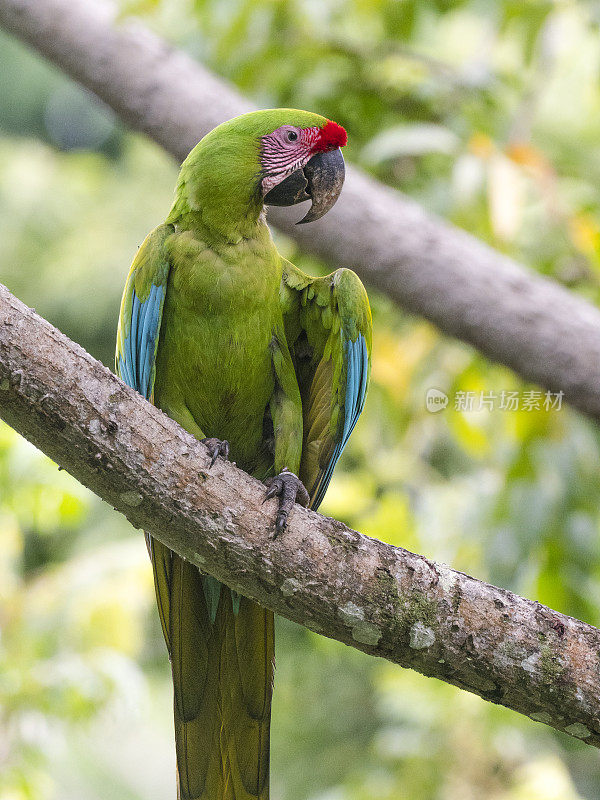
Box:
115;109;372;800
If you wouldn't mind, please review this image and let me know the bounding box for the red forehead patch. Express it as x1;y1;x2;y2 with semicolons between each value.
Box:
313;120;347;152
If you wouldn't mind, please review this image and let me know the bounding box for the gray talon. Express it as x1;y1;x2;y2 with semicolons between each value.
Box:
263;468;309;535
201;438;230;468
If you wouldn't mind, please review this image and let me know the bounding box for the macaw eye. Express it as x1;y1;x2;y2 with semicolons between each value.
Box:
287;131;298;142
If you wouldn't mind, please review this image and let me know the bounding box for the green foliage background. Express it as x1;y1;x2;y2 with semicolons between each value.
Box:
2;1;600;797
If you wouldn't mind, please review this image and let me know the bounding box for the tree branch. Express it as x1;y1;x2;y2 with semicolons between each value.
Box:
0;282;599;746
3;0;600;423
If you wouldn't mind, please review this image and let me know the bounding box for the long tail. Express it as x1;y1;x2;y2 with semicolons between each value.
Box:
149;537;274;800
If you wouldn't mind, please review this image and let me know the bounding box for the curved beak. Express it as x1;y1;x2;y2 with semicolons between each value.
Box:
263;148;345;224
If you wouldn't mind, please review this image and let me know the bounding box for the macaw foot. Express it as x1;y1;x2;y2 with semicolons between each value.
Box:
263;468;310;535
201;438;230;469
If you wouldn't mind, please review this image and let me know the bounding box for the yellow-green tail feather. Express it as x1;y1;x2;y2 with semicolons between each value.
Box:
150;539;273;800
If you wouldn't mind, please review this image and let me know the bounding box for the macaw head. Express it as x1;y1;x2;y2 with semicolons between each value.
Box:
172;109;347;238
257;110;347;224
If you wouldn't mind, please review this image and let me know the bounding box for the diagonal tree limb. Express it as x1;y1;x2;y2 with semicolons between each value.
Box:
0;281;599;747
3;0;600;423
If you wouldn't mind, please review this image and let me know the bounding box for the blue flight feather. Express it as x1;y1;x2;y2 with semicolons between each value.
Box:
311;331;368;511
201;575;223;624
120;283;165;401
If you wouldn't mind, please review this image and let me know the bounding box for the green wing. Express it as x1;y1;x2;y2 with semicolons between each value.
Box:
280;260;372;510
116;224;174;648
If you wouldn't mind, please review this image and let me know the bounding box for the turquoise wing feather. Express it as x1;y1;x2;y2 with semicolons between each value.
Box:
311;332;369;508
116;224;172;403
280;260;372;510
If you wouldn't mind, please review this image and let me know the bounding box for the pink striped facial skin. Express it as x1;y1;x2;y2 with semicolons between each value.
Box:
260;121;347;195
